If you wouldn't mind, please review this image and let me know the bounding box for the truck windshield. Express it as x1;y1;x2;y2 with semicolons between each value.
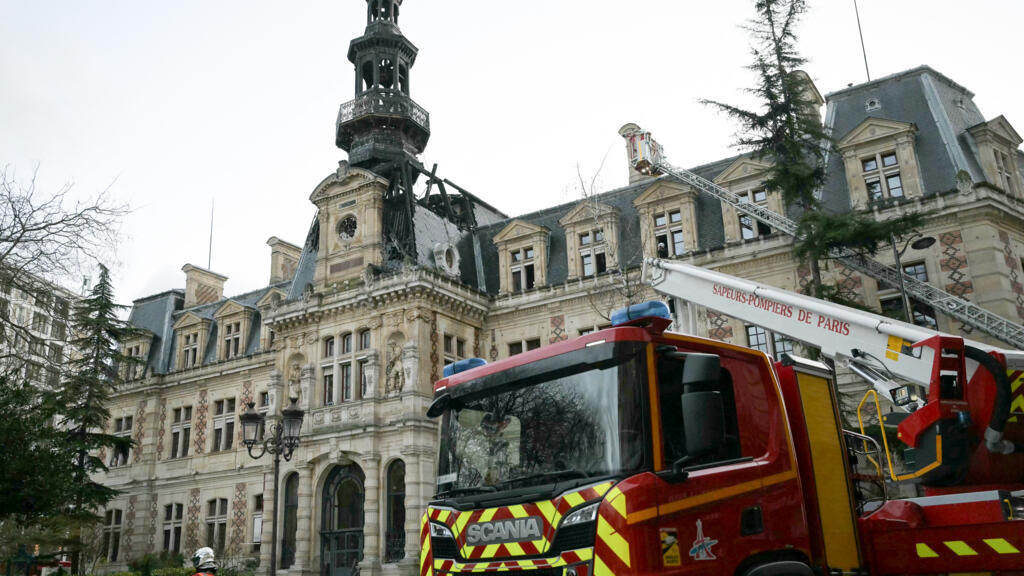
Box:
435;341;648;495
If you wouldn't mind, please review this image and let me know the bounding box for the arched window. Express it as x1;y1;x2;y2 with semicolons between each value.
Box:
384;460;406;562
322;465;365;576
281;473;299;568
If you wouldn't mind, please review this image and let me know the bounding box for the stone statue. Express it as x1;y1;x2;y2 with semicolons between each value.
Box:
385;339;404;395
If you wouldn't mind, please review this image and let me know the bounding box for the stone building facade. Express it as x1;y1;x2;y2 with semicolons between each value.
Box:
94;3;1024;576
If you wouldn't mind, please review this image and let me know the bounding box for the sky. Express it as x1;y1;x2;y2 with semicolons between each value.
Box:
2;0;1023;304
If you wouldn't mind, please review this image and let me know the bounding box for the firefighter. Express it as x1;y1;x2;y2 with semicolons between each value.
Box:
191;547;217;576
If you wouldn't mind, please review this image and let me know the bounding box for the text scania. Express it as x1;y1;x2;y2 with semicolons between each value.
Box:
465;517;543;545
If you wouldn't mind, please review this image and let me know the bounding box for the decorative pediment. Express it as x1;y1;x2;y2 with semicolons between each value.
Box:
837;118;917;149
492;219;549;244
309;161;389;203
559;201;619;227
213;299;251;319
632;179;695;207
713;157;774;185
968;115;1023;147
172;311;209;331
256;288;288;309
123;329;155;345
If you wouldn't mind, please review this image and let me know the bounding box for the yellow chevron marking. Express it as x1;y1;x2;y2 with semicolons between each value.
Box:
482;544;500;558
985;538;1021;554
605;486;627;520
508;505;528;518
471;562;488;573
597;516;631;568
479;508;497;522
593;554;613;576
917;543;939;558
592;481;614;496
564;491;586;507
454;510;472;535
436;509;451;523
505;542;525;556
945;541;978;556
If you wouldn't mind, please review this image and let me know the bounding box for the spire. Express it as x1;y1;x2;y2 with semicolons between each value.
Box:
336;0;430;171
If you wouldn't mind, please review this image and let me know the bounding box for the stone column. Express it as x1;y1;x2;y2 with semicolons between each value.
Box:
258;467;273;572
400;446;434;572
361;454;382;575
292;463;315;575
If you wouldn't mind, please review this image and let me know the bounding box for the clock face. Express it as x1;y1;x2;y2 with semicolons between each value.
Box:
338;215;358;241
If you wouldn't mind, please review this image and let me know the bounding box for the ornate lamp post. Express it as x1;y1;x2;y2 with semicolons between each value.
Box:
890;233;936;324
240;397;304;576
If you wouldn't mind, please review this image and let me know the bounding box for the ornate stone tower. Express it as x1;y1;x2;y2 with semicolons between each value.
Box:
336;0;429;173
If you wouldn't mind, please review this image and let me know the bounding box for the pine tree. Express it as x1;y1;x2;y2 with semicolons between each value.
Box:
51;264;138;574
702;0;923;299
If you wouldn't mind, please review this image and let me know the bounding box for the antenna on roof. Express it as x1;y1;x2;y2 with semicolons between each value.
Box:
853;0;871;81
208;199;214;269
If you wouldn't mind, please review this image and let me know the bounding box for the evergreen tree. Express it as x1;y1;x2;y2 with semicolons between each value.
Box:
702;0;923;299
50;264;137;574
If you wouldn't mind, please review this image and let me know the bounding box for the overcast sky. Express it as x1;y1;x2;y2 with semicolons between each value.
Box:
3;0;1022;304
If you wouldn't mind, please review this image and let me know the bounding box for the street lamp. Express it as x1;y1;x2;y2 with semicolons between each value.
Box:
890;233;936;325
240;397;304;576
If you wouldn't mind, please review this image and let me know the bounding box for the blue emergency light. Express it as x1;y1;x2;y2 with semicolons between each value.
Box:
443;357;487;378
610;300;671;327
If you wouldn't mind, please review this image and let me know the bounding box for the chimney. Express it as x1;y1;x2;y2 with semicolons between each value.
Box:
182;264;228;308
267;237;302;284
790;70;824;125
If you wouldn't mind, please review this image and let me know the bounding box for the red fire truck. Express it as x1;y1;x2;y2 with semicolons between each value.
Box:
418;264;1024;576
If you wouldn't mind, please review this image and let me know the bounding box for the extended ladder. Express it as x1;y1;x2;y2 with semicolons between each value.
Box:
622;126;1024;349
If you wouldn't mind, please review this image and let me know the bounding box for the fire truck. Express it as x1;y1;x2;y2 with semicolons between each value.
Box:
418;269;1024;576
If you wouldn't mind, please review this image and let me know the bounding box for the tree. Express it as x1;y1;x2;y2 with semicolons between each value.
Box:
701;0;923;300
0;166;127;367
50;265;137;575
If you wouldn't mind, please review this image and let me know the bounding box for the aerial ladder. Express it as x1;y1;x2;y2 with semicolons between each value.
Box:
621;125;1024;350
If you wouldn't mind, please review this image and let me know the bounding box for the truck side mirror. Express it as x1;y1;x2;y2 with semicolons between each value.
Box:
682;353;720;393
681;391;725;464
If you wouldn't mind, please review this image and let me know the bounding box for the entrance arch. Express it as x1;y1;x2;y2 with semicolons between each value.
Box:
321;464;365;576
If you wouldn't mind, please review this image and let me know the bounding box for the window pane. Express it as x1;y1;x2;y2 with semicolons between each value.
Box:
862;158;878;172
740;215;756;239
511;270;522;292
866;179;883;201
669;210;682;223
887;174;903;197
525;247;535;259
746;325;769;354
595;252;607;274
594;230;604;242
903;262;928;283
672;230;685;256
525;264;535;289
526;338;541;351
882;153;898;167
579;233;592;246
752;189;767;203
511;250;522;263
654;214;666;227
508;342;523;356
581;254;593;276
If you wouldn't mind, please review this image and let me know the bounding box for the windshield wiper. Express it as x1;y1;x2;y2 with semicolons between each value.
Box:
497;469;589;489
434;485;497;499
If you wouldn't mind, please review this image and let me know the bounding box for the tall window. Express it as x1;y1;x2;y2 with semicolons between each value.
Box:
223;321;241;360
385;460;406;562
170;406;192;459
653;209;685;257
163;503;184;553
739;189;771;240
323;371;336;406
443;333;466;365
252;494;263;553
32;311;48;334
358;329;371;351
109;416;132;467
125;344;143;380
510;247;536;291
257;392;269;440
341;332;353;354
862;151;903;201
206;498;228;551
281;474;299;569
212;398;236;452
745;325;796;361
102;509;123;562
878;262;937;329
994;149;1018;197
578;229;608;276
324;336;335;358
182;332;200;368
340;363;353;402
508;338;541;357
359;359;370;398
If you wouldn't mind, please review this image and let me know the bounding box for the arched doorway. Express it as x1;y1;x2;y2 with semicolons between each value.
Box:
321;464;365;576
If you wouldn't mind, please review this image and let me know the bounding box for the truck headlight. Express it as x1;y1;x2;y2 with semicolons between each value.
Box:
430;522;454;539
562;502;599;527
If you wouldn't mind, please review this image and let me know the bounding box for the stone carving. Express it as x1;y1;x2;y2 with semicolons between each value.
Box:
402;341;418;394
385;336;405;396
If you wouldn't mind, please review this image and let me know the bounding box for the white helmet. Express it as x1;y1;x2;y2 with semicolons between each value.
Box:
192;547;216;571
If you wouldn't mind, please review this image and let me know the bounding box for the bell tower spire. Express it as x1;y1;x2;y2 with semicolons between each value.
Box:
336;0;429;171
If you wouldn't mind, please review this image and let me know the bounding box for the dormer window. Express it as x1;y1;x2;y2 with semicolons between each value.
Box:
578;230;607;277
862;151;903;201
994;149;1018;197
223;322;241;360
739;189;772;240
183;333;199;368
653;210;685;257
511;247;536;291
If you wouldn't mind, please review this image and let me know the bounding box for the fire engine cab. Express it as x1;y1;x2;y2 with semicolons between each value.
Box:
419;283;1023;575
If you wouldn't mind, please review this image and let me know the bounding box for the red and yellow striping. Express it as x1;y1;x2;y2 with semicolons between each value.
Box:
419;480;632;576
